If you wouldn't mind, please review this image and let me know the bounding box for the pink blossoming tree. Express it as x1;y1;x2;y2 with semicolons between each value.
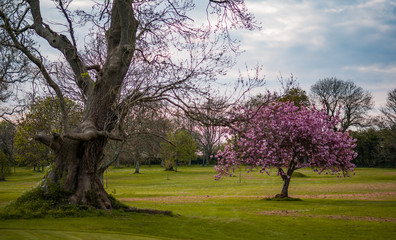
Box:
215;100;357;198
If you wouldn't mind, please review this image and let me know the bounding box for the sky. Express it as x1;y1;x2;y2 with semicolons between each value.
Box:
19;0;396;111
231;0;396;109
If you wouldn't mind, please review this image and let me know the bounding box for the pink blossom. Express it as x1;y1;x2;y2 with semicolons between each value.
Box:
214;98;357;196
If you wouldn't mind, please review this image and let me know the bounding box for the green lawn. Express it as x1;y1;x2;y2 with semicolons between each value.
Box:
0;166;395;239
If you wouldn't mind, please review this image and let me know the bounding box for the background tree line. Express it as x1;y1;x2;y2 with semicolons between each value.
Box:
1;77;395;181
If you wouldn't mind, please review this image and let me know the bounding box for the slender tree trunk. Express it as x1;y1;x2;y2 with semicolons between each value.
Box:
277;167;294;198
8;158;12;173
175;160;178;172
134;160;140;174
280;176;291;198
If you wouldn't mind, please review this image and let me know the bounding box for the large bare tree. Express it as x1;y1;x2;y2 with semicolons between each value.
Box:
381;88;396;126
310;77;373;131
0;0;260;209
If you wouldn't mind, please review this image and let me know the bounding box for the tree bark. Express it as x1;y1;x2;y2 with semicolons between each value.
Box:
277;166;294;198
41;136;112;209
279;176;291;198
31;0;138;210
134;160;140;174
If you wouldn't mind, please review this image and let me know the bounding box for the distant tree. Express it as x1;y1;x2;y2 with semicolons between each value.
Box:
245;93;270;110
14;122;52;171
0;121;15;172
373;90;396;167
0;150;8;181
160;129;197;172
351;129;382;167
195;123;223;166
381;129;396;167
99;102;170;174
185;99;225;166
277;74;310;107
247;75;309;109
278;87;310;107
381;88;396;126
128;104;170;173
352;127;396;168
311;77;373;131
14;97;82;171
215;100;357;198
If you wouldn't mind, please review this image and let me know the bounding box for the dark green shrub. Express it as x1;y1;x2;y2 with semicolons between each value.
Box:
292;172;308;178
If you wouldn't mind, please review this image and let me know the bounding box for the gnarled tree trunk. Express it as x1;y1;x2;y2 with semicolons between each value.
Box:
29;0;138;209
37;133;110;208
1;0;258;210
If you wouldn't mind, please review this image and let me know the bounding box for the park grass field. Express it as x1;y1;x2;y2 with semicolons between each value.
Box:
0;166;395;239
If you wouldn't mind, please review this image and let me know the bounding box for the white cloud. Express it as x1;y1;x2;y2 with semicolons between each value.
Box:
234;0;396;109
244;1;327;50
69;0;93;9
343;64;396;74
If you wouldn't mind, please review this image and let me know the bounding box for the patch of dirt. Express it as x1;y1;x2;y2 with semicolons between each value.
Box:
119;191;396;203
293;192;396;201
119;195;233;203
296;183;396;193
257;210;396;223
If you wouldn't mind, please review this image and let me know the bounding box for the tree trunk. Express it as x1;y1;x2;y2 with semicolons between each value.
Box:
8;158;12;173
42;137;112;209
116;156;120;168
134;160;140;174
279;176;291;198
175;160;178;172
277;167;294;198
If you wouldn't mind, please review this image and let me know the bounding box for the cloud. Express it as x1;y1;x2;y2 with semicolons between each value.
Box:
243;1;327;49
344;64;396;75
231;0;396;108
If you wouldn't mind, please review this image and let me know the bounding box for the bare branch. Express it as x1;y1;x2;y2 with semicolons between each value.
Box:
34;132;62;152
27;0;93;97
63;121;99;141
0;7;70;131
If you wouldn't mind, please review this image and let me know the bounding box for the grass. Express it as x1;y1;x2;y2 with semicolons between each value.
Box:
0;166;395;239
